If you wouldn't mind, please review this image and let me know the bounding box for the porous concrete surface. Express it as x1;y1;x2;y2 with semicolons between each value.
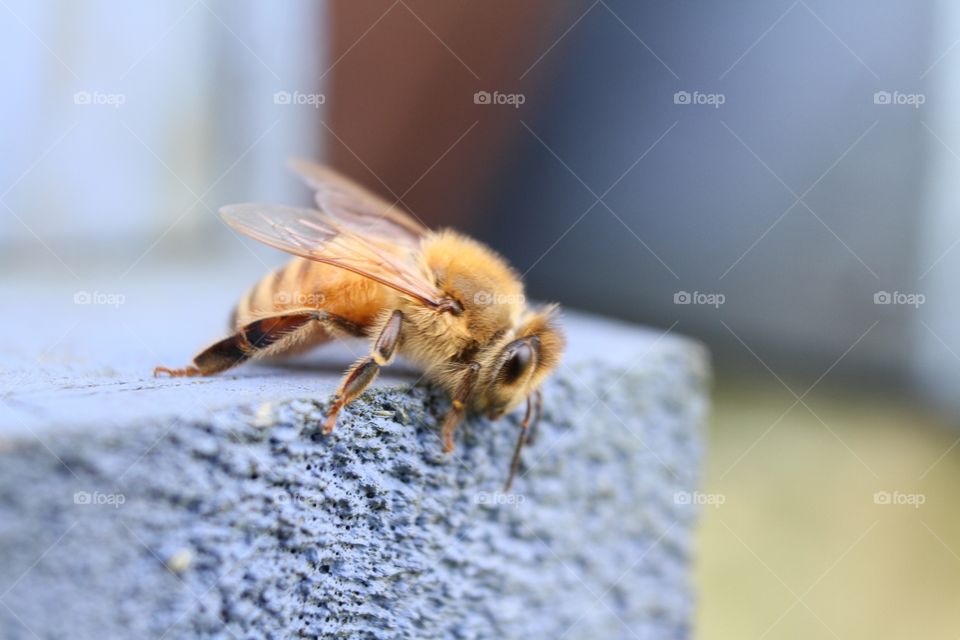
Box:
0;285;709;640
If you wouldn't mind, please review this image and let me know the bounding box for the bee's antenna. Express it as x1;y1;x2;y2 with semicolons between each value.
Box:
503;395;533;493
526;388;543;446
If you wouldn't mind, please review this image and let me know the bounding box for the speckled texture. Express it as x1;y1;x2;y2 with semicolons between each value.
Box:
0;333;707;639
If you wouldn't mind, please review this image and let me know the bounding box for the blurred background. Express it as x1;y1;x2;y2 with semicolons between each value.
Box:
2;1;960;637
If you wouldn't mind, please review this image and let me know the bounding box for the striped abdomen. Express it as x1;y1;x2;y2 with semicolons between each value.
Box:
231;257;388;341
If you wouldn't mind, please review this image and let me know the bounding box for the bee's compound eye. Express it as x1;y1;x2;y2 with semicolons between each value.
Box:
501;342;533;384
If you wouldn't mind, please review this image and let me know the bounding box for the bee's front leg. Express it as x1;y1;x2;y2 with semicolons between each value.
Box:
440;362;480;453
323;310;403;433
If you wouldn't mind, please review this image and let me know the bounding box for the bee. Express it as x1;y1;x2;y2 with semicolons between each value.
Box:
155;159;564;490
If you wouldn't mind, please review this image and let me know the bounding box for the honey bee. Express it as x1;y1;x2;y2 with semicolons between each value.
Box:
155;159;564;490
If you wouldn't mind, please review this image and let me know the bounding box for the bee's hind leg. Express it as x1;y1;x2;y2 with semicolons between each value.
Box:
153;365;204;378
154;310;357;379
153;330;254;378
323;310;402;434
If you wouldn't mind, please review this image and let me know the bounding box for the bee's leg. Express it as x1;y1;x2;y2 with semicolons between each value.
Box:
153;364;204;378
503;395;534;492
440;362;481;453
153;329;254;378
323;310;403;434
525;388;543;446
154;310;361;378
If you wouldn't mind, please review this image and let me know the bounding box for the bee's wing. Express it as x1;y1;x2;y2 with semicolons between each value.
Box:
288;158;428;241
220;203;444;308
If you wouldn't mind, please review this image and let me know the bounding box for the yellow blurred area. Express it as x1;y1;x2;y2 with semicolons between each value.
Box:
698;375;960;639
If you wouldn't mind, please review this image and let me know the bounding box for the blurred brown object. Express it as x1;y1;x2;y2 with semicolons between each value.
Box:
327;1;577;227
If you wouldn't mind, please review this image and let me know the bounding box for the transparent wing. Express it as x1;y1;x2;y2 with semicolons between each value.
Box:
288;158;427;243
220;203;443;308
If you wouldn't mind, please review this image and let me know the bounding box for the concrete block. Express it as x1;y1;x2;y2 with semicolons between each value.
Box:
0;304;708;639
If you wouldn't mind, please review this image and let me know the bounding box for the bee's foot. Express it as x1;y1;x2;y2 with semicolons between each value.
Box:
153;365;201;378
322;407;340;434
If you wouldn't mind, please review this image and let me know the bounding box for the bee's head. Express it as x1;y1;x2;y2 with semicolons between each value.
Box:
476;304;564;418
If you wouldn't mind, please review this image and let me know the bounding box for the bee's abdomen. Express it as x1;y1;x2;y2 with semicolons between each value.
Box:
231;257;388;334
